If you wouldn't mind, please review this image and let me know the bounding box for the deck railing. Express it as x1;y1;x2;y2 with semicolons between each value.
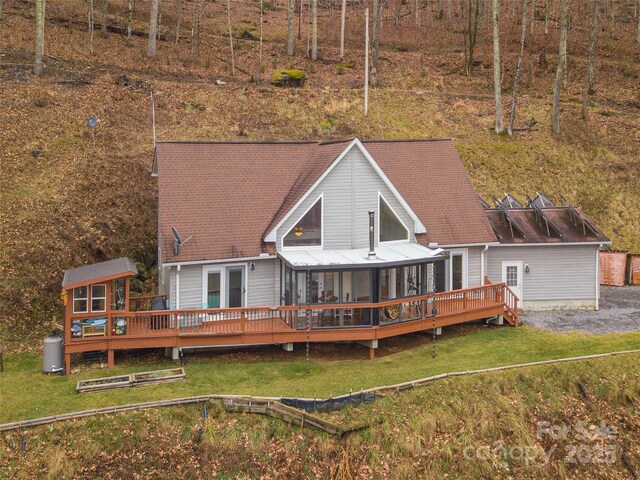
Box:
69;282;517;342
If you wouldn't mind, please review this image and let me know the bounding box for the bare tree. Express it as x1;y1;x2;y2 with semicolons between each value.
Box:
34;0;46;75
508;0;528;135
127;0;133;44
148;0;159;57
581;0;599;119
364;7;369;115
0;0;4;22
227;0;236;74
461;0;480;75
88;0;94;53
552;0;569;133
101;0;107;36
259;0;263;81
287;0;295;55
340;0;347;58
371;0;382;85
174;0;182;47
492;0;504;134
636;0;640;43
311;0;318;59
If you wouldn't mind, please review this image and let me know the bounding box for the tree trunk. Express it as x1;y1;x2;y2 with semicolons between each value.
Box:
395;0;400;26
371;0;381;85
100;0;107;36
287;0;295;55
581;0;598;119
0;0;4;22
127;0;133;44
508;0;528;135
492;0;503;134
311;0;317;59
461;0;479;75
552;0;569;133
364;7;369;115
340;0;346;57
88;0;94;53
148;0;158;57
637;0;640;43
259;0;263;81
34;0;46;75
227;0;235;74
174;0;182;47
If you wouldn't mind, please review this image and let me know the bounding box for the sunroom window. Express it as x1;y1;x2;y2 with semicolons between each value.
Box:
379;195;409;242
283;198;322;247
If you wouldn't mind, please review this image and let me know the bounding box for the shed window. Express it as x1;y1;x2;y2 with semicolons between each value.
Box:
73;286;88;313
283;198;322;247
91;284;107;312
380;196;409;242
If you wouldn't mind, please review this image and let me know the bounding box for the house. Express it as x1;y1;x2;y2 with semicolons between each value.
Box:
153;138;609;314
60;137;609;370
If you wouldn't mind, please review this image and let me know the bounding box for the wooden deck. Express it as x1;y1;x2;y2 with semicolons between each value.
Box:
64;282;518;370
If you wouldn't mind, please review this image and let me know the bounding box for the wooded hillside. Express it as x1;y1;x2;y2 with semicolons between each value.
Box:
0;0;638;349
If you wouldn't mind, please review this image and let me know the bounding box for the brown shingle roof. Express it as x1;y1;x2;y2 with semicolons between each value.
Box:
155;138;497;264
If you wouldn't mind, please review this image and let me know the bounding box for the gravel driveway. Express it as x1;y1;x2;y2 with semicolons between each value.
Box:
520;286;640;334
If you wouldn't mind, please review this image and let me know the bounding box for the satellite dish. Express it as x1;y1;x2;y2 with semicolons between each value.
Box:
172;227;193;256
87;116;98;128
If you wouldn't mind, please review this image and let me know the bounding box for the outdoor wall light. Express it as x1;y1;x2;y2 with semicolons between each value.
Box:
250;262;255;271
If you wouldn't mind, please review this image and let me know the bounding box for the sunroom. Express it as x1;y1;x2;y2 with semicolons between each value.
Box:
278;201;448;328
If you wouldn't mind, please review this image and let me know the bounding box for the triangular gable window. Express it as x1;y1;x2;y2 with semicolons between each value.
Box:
380;195;409;242
283;198;322;247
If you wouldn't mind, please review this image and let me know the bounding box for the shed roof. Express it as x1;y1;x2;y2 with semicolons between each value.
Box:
155;138;497;264
62;257;138;289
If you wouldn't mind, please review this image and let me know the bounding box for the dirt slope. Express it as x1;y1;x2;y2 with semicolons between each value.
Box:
0;0;638;348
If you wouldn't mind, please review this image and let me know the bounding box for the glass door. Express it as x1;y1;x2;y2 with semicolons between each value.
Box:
206;270;222;308
227;267;245;308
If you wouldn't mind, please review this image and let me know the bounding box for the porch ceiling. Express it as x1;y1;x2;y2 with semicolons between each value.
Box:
278;244;447;270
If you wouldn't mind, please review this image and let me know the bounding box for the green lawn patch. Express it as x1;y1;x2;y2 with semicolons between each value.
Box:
1;326;639;424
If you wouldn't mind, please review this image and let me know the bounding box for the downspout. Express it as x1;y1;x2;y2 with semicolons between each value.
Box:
176;265;181;309
595;245;601;310
481;244;489;284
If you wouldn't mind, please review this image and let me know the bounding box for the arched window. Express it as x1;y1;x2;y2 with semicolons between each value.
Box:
379;195;409;242
283;197;322;247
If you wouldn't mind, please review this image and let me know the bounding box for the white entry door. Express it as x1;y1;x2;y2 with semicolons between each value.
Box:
502;261;523;300
203;265;246;308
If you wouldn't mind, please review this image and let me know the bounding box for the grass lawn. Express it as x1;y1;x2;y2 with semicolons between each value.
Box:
1;325;639;424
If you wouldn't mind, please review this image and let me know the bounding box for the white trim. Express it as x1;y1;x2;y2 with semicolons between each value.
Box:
281;193;324;251
90;284;107;313
175;265;181;310
491;241;611;247
164;255;277;268
595;246;601;310
448;248;468;290
264;138;426;242
202;265;225;308
378;191;410;244
501;260;524;301
72;286;88;314
480;244;489;284
202;263;248;309
439;242;500;248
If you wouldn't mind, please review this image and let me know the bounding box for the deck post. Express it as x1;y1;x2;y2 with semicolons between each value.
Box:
107;349;114;368
369;347;375;360
65;353;71;374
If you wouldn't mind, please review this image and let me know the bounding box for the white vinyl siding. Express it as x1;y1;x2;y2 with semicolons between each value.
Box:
467;247;483;287
276;146;415;250
169;259;281;309
486;245;598;301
